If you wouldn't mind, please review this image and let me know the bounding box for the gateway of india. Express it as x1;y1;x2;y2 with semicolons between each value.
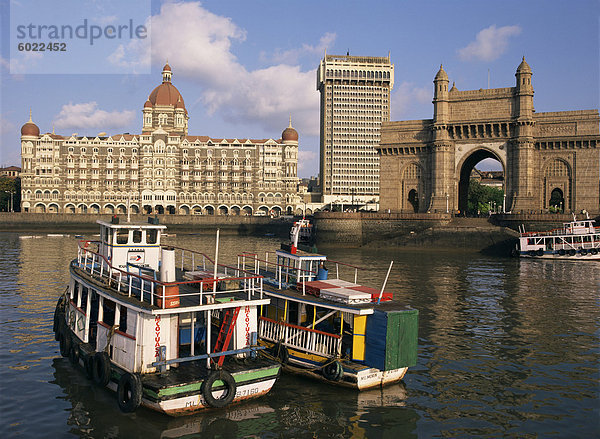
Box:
19;64;300;216
377;58;600;214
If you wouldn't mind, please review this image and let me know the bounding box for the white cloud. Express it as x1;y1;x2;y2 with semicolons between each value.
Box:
53;102;135;131
108;1;323;136
269;32;336;65
458;25;522;62
391;82;431;119
297;149;318;175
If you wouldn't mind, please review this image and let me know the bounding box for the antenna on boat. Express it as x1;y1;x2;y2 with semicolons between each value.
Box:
377;260;394;304
213;228;220;294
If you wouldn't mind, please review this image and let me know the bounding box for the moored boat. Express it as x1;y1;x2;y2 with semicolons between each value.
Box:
236;220;419;390
53;217;280;416
514;214;600;260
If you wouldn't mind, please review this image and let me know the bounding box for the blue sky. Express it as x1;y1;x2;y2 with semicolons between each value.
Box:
1;0;598;177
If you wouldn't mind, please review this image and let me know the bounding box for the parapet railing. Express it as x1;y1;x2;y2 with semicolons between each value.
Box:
75;241;264;310
258;316;340;358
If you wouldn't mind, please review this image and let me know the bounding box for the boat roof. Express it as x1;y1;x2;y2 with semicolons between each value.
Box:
263;286;408;316
276;248;327;261
96;219;167;230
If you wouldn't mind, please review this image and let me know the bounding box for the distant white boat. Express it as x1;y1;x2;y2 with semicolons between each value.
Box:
514;214;600;260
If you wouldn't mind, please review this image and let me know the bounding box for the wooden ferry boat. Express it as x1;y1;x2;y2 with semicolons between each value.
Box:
53;217;280;416
514;215;600;260
236;220;419;390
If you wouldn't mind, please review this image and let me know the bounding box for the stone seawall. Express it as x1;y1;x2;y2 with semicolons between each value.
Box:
313;212;519;254
0;212;292;237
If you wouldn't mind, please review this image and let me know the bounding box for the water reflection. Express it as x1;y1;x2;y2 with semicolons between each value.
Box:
2;232;598;437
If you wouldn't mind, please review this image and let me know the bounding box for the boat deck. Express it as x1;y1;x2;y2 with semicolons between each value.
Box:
141;355;276;396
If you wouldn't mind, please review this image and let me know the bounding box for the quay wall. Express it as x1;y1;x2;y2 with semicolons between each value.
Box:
0;212;292;237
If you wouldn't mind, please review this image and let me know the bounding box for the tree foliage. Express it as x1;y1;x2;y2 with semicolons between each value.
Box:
0;177;21;212
467;179;503;215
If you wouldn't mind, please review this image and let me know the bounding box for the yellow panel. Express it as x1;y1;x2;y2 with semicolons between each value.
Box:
352;315;367;361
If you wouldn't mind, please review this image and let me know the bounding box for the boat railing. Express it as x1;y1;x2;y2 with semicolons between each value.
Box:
75;241;265;310
258;316;341;358
237;252;366;290
236;252;317;289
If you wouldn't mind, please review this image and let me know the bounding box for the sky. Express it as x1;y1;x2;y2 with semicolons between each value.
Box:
0;0;598;177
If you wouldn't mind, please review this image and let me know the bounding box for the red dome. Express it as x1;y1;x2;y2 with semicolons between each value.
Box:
144;99;152;108
21;120;40;136
282;127;298;141
148;82;185;108
163;63;171;72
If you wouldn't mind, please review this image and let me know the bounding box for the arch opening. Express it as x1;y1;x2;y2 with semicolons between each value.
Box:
458;151;504;216
549;188;564;213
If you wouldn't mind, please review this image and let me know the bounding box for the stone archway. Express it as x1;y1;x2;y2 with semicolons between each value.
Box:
408;189;419;213
549;188;564;212
457;149;504;215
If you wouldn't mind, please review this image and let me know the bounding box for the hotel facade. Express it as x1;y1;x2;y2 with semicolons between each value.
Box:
317;53;394;205
20;64;301;216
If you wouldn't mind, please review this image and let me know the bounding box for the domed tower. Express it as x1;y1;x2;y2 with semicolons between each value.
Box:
143;63;189;135
515;57;534;124
282;117;299;182
433;64;449;125
430;65;452;213
21;110;40;137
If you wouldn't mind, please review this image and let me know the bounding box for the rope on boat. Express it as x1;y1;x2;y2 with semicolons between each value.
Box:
104;325;120;353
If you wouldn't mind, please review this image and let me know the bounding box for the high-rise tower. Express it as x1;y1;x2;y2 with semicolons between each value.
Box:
317;53;394;206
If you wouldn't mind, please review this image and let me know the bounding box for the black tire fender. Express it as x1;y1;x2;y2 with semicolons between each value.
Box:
68;343;79;366
59;326;71;358
93;352;111;387
590;248;598;255
271;343;289;364
580;248;588;256
536;248;544;256
558;249;566;256
202;370;237;408
117;372;143;413
322;360;344;381
569;249;576;256
84;353;95;379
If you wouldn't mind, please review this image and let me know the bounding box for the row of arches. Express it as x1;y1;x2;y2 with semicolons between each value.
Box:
22;202;296;216
398;153;573;213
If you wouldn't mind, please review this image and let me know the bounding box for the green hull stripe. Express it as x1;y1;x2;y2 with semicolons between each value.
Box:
154;366;280;398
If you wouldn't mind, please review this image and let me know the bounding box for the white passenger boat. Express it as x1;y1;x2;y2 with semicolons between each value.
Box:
236;219;419;390
514;215;600;260
53;217;280;416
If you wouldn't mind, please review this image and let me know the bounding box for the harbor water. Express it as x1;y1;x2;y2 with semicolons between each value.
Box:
1;232;598;438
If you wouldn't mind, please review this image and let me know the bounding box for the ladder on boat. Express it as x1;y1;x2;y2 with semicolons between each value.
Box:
213;306;240;367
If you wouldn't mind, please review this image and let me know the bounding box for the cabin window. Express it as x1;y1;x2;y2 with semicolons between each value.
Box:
119;305;128;333
102;299;116;326
147;229;158;244
116;229;129;244
132;230;142;243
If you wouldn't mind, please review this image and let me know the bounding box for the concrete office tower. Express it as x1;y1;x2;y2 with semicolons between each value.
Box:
317;53;394;207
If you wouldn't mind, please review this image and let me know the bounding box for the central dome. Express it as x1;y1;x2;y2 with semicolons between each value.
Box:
147;63;187;111
148;82;185;108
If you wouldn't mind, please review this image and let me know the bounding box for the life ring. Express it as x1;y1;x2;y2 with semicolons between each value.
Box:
590;248;598;255
568;249;576;256
202;370;237;408
580;248;588;256
117;372;143;413
69;343;79;366
59;326;72;358
322;360;344;381
558;249;566;256
93;352;112;387
536;248;544;256
271;343;289;364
